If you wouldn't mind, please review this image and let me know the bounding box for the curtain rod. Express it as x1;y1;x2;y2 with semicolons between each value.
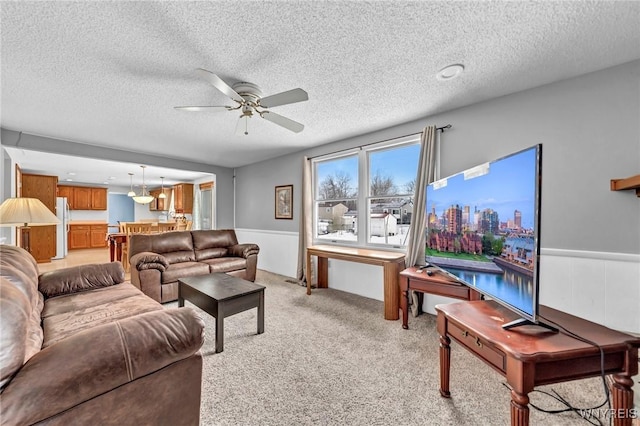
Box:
309;124;451;160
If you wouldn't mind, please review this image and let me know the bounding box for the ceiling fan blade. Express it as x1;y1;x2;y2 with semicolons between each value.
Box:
174;106;231;112
195;68;244;103
260;88;308;108
261;111;304;133
235;115;250;136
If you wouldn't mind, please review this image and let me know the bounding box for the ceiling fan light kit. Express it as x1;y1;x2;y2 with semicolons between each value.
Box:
175;68;308;136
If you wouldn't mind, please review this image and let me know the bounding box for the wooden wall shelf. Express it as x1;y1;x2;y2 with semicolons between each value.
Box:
610;174;640;197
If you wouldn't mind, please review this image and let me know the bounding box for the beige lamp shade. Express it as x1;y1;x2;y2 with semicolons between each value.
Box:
0;198;60;226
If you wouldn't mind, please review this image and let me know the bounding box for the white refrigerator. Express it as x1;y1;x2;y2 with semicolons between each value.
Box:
54;197;70;259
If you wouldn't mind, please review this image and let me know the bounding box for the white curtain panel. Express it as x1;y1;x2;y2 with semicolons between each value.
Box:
296;157;313;283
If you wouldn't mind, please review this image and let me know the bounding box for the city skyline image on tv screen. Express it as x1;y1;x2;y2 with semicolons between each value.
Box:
425;145;541;320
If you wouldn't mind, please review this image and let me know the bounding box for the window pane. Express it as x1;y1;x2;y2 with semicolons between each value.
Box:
315;201;358;242
369;144;420;196
316;155;358;200
368;197;412;246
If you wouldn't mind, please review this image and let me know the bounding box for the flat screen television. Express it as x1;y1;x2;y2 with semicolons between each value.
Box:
425;144;554;330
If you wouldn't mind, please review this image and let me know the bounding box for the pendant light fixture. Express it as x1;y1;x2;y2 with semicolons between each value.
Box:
132;165;154;205
127;173;136;197
158;177;167;199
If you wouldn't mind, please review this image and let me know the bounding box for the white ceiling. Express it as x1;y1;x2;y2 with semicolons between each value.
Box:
2;1;639;184
3;146;213;189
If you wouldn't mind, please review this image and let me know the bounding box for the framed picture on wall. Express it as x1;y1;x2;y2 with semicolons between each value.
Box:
275;185;293;219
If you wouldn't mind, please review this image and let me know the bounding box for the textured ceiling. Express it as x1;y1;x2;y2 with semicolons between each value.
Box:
2;1;640;177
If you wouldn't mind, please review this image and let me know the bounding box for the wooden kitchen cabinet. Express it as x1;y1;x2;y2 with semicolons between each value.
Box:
173;183;193;214
91;188;107;210
69;224;108;249
58;185;107;210
57;185;74;200
90;224;108;248
73;187;92;210
149;188;172;211
69;225;91;250
21;173;58;263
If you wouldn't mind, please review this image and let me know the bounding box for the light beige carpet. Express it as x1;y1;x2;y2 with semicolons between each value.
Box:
170;270;612;426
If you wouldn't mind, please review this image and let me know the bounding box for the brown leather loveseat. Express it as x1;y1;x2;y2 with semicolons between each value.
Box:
0;244;205;425
128;229;259;303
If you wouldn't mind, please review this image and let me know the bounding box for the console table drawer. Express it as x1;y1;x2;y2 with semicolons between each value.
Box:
449;322;506;372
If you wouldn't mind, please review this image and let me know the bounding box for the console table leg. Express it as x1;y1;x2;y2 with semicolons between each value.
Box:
317;257;328;288
306;253;312;295
510;390;530;426
401;289;409;329
611;374;634;426
383;261;400;321
439;334;451;398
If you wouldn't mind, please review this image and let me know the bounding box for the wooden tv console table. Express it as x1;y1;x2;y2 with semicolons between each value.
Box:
306;245;405;320
436;300;640;426
400;266;481;329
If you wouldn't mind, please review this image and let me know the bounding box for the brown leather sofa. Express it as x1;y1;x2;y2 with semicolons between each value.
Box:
0;244;205;425
128;229;259;303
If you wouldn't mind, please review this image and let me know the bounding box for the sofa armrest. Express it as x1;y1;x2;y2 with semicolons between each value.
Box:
38;262;125;299
130;251;170;272
0;308;204;426
228;243;260;259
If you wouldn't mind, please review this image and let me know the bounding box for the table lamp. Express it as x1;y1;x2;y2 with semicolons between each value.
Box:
0;197;60;253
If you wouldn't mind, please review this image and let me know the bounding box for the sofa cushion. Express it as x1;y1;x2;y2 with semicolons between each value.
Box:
129;232;195;264
161;262;211;284
0;246;45;390
42;282;150;318
192;230;237;261
39;262;125;299
0;245;41;317
201;257;247;273
194;247;228;261
42;283;162;348
0;278;30;390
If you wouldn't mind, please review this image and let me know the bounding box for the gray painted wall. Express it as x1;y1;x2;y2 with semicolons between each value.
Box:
0;130;237;229
0;149;12;243
236;60;640;255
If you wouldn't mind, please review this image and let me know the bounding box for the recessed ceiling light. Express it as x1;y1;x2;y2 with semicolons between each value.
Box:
103;181;109;185
65;178;73;182
108;176;116;180
67;172;76;176
437;64;464;81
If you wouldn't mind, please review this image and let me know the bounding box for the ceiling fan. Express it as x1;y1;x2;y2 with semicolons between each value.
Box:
175;68;308;135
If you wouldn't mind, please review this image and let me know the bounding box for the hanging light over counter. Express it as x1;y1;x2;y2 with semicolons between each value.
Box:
158;177;167;199
131;166;154;205
127;173;136;197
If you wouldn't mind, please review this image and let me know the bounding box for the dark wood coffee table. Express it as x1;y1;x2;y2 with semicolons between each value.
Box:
178;273;265;353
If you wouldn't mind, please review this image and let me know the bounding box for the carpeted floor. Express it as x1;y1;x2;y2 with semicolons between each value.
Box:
170;270;610;425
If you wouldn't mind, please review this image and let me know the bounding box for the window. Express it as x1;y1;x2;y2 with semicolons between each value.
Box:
314;153;358;242
313;135;420;248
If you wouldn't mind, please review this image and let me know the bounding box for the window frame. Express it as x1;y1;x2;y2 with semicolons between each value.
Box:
312;135;420;250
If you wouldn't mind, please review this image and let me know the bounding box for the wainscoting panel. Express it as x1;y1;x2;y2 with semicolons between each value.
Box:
235;228;300;278
539;249;640;334
234;229;640;334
